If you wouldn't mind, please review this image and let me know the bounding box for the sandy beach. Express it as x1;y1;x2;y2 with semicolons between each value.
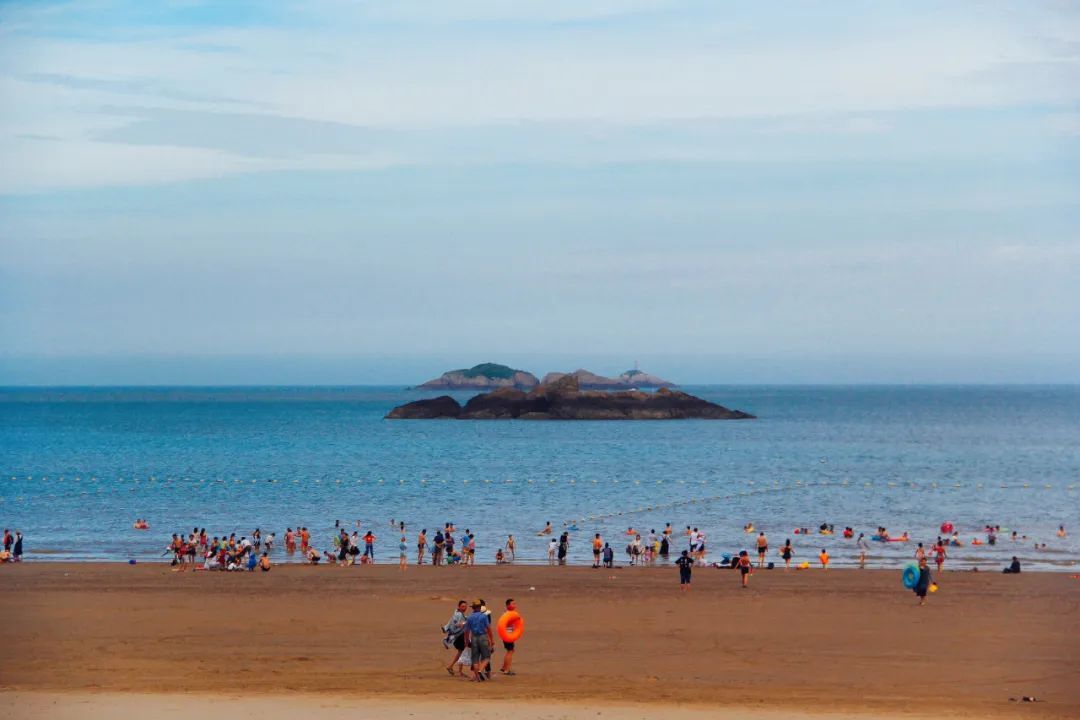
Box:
1;562;1077;718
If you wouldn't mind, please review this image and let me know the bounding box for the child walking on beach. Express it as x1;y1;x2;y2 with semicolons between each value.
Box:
738;550;752;588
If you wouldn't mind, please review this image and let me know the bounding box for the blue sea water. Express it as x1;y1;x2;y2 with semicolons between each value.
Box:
1;385;1077;570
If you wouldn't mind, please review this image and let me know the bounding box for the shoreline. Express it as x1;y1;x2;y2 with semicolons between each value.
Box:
3;564;1077;718
9;554;1080;571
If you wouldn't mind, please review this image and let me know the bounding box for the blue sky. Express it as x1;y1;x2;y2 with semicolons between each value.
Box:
1;1;1078;384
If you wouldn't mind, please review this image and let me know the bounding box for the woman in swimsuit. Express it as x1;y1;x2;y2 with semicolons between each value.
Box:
780;538;793;570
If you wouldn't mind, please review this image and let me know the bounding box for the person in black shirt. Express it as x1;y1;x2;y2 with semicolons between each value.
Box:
433;530;445;566
675;550;693;592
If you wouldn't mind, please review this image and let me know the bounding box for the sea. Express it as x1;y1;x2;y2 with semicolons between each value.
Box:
1;385;1077;570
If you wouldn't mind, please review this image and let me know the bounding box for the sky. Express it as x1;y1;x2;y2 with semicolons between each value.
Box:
1;0;1078;385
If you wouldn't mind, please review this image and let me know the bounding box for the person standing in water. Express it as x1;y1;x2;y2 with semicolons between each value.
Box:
932;539;947;573
780;538;793;570
506;534;516;562
417;528;427;565
756;532;768;568
856;533;869;569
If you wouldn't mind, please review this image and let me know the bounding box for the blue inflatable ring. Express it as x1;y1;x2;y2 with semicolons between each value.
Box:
902;564;919;589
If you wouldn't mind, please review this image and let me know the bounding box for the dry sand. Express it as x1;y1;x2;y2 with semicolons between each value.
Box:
1;563;1077;719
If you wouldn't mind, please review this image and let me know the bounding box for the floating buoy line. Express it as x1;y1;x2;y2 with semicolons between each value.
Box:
0;473;1072;507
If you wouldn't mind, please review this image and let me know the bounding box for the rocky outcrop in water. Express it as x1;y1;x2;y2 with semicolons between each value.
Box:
387;375;753;421
418;362;539;390
540;367;674;389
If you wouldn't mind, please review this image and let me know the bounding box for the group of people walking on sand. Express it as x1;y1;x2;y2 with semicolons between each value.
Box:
442;598;521;682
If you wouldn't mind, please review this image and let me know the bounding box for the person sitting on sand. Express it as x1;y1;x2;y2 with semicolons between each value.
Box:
1003;556;1021;574
258;553;271;571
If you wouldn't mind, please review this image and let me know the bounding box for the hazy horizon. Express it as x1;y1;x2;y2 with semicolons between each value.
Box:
2;2;1078;383
2;352;1079;386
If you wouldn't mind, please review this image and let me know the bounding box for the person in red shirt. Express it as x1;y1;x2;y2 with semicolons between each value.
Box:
363;531;376;561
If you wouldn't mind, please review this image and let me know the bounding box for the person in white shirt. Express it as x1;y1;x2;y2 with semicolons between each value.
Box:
547;537;557;565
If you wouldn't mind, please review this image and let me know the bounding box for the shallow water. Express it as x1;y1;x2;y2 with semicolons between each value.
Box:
1;385;1077;570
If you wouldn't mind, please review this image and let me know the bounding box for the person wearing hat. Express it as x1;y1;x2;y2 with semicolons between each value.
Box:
464;599;494;681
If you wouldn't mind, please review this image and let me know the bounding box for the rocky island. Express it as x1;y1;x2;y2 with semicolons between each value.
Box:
388;375;753;420
540;367;674;389
417;362;539;390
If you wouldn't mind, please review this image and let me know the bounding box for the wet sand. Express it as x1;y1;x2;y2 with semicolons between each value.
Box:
1;563;1077;718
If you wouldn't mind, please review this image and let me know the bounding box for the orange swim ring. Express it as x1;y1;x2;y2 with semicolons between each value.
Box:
497;610;524;643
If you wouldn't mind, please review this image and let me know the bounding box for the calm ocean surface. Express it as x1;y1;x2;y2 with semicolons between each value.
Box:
1;385;1077;570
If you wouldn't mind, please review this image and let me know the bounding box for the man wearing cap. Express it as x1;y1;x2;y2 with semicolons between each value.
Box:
463;599;494;681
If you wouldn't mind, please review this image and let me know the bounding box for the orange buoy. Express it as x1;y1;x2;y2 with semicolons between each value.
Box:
497;610;524;643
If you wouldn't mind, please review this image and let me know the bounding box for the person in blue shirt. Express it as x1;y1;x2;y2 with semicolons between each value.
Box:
463;600;494;681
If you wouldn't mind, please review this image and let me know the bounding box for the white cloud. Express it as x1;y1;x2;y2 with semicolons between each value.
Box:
0;2;1078;191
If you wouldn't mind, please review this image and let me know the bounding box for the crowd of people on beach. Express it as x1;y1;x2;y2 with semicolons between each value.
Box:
143;516;1067;581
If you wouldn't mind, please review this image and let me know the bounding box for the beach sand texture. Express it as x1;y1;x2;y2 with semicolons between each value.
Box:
1;563;1077;719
